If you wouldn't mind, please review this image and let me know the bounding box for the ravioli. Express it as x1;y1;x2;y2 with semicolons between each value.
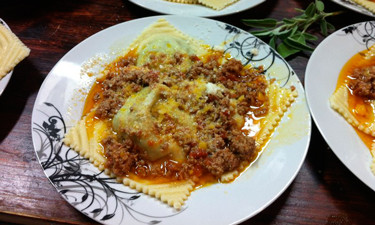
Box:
127;18;207;69
163;0;239;10
164;0;198;4
0;23;30;79
64;19;297;209
330;86;375;137
198;0;239;10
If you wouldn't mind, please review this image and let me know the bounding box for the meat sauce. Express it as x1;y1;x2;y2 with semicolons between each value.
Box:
82;51;269;186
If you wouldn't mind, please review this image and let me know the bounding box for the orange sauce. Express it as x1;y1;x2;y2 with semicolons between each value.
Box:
84;111;96;140
335;49;375;153
83;81;103;116
128;169;217;187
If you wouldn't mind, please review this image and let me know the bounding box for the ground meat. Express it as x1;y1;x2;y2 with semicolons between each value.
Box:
92;51;269;181
172;126;198;155
204;148;240;177
95;93;124;118
176;157;205;182
103;137;137;177
111;67;159;86
203;132;256;177
187;57;269;117
207;134;226;151
204;55;219;70
229;132;256;160
94;67;159;119
116;56;136;67
217;58;243;85
186;56;220;81
187;61;212;80
174;52;184;65
349;66;375;99
144;53;188;72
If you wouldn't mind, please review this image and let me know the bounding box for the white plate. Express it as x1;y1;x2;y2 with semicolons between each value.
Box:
32;15;311;225
129;0;265;17
331;0;375;17
0;19;13;96
305;21;375;191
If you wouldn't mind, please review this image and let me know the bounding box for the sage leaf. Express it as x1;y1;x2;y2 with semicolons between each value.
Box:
284;37;314;51
327;22;335;31
320;19;328;36
316;0;325;12
242;18;277;28
269;36;276;49
304;3;316;18
302;32;318;41
277;42;300;58
250;29;273;37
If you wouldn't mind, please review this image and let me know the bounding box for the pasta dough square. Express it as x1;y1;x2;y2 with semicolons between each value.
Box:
164;0;199;3
330;85;375;137
0;24;30;79
352;0;375;13
198;0;239;10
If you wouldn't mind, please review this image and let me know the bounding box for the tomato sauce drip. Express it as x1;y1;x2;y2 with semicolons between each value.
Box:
83;81;103;115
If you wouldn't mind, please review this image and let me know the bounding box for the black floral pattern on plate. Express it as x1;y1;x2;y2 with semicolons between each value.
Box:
221;23;294;87
339;21;375;49
33;102;182;225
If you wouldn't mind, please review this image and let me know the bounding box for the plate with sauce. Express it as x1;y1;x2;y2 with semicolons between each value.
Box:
32;15;311;225
306;21;375;191
129;0;265;17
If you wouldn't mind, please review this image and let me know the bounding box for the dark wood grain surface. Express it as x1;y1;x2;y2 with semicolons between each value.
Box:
1;0;375;224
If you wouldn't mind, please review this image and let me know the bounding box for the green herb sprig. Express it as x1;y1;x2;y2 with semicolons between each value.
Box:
242;0;341;58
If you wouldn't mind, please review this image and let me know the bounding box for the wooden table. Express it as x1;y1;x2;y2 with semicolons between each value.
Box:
1;0;375;224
